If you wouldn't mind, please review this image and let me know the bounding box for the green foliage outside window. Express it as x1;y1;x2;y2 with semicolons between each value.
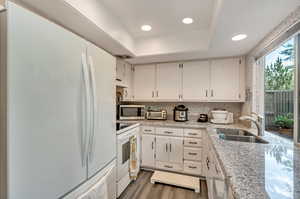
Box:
265;57;294;90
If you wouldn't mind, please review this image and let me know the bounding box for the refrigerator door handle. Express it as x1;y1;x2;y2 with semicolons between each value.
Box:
81;53;91;167
88;55;97;162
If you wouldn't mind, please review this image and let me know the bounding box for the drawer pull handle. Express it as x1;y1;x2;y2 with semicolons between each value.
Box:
188;152;197;155
164;131;173;134
188;133;198;135
144;129;152;132
189;142;197;144
164;165;173;168
188;166;197;169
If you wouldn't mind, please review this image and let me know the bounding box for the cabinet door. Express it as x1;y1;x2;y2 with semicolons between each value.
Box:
169;137;183;164
86;42;116;178
182;61;210;101
155;136;169;162
116;59;125;83
123;63;133;101
141;134;155;167
133;65;156;101
7;2;87;198
156;63;180;101
210;58;240;101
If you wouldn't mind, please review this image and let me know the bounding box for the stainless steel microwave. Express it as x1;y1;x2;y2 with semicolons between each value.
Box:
118;105;145;120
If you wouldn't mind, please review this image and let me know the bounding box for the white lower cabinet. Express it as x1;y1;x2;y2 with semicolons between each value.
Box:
169;137;184;163
184;147;202;161
155;136;183;164
155;136;170;162
141;126;204;176
184;138;202;148
141;134;155;168
155;135;184;172
184;161;202;175
156;161;183;172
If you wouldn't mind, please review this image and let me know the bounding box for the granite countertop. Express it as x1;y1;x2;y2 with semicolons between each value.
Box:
117;119;300;199
207;127;300;199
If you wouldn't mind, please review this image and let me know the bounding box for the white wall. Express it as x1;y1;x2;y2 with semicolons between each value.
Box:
64;0;135;54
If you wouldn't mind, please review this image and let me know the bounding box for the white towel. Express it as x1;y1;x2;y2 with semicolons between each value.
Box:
129;135;138;180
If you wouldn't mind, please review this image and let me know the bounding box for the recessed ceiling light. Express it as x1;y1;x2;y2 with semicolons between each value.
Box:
232;34;247;41
141;25;152;31
182;17;194;24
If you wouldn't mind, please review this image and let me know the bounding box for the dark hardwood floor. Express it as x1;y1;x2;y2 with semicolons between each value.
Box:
118;171;208;199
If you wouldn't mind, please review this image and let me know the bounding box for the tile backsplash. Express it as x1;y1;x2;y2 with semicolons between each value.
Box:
125;102;243;121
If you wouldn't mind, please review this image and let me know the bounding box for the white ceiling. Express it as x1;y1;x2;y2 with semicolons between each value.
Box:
101;0;215;39
24;0;300;64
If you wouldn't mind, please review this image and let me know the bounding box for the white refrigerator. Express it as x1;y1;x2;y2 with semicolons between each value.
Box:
0;2;116;199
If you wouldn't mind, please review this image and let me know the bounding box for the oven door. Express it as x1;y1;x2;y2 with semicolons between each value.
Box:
117;136;131;181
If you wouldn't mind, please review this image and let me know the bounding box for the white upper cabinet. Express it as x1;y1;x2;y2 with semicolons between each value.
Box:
132;57;245;102
123;63;134;101
210;58;241;101
182;61;210;101
116;59;132;89
116;59;125;84
133;64;156;101
156;63;181;101
123;62;132;87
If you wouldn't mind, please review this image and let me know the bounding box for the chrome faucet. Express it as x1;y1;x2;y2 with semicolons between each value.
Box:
239;114;264;136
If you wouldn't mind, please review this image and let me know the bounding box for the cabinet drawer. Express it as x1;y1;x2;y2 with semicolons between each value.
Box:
184;138;201;148
156;127;183;137
184;161;202;175
141;126;155;134
184;147;202;161
184;129;203;138
156;161;183;172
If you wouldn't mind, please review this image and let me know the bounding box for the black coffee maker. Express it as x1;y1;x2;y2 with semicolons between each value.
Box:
173;105;188;122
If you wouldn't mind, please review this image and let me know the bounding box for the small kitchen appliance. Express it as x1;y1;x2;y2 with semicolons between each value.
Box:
173;105;188;122
198;114;208;123
118;105;145;120
146;109;167;120
210;110;234;124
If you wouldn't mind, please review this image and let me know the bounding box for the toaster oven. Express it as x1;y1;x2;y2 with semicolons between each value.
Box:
146;110;167;120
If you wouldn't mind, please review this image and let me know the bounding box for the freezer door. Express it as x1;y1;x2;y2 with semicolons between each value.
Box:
86;42;116;178
7;2;88;199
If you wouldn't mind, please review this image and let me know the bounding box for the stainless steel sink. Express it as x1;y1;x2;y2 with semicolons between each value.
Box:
217;128;269;144
217;128;255;136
